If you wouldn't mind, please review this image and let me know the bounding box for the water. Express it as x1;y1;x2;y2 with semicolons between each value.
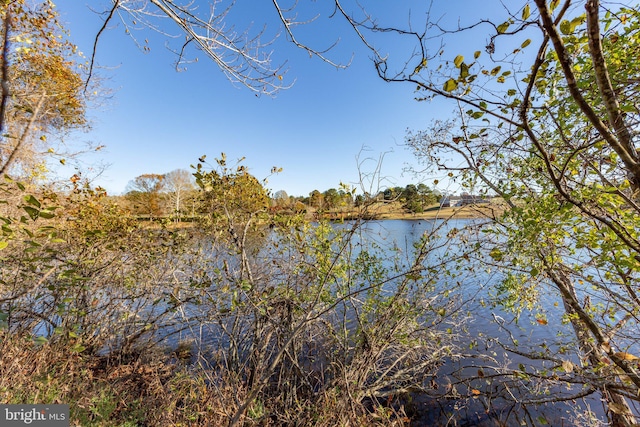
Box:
168;219;614;426
356;220;612;426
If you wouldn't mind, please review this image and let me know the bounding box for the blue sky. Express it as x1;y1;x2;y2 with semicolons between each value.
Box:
54;1;494;197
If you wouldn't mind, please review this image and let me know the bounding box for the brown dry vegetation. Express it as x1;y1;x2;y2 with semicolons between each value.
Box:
0;331;413;426
0;180;438;426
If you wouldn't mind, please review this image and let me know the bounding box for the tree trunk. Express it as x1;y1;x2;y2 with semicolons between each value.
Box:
554;269;636;427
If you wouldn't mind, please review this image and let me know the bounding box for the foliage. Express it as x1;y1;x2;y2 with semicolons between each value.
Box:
400;1;640;424
193;153;270;230
1;176;198;360
13;0;640;424
0;2;464;426
124;173;166;217
0;0;88;177
143;155;461;425
380;184;439;213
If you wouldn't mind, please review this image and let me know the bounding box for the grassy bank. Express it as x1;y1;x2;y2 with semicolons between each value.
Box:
312;201;503;221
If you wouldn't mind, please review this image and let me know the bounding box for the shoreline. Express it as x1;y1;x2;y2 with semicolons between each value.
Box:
316;205;501;221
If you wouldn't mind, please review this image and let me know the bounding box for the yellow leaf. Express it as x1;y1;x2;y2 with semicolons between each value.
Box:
522;4;531;20
562;360;574;373
443;78;458;92
497;22;510;34
613;352;640;361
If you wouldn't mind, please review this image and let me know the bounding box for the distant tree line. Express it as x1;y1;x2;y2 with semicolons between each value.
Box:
119;172;444;219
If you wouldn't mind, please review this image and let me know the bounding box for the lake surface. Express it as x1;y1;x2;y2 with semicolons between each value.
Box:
170;219;609;426
356;220;606;426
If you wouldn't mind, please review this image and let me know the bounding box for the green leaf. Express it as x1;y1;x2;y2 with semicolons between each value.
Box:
497;21;510;34
38;210;55;219
550;0;560;12
560;20;571;35
71;343;86;353
454;55;464;68
490;66;502;76
489;248;504;261
23;195;40;208
522;4;531;20
0;241;7;250
443;78;458;92
507;89;517;96
33;336;48;346
23;206;39;221
474;51;481;59
521;39;532;48
570;15;585;32
460;62;469;79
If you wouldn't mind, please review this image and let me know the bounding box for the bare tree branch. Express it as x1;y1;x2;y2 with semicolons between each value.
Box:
85;0;121;93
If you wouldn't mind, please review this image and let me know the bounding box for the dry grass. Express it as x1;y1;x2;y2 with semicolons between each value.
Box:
0;332;411;426
0;332;229;426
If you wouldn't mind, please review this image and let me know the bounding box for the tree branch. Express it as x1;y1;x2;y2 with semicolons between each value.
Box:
585;0;638;180
85;0;121;93
0;9;10;135
534;0;640;191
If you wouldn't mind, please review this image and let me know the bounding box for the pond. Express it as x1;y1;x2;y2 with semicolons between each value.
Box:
169;218;611;426
346;220;605;426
